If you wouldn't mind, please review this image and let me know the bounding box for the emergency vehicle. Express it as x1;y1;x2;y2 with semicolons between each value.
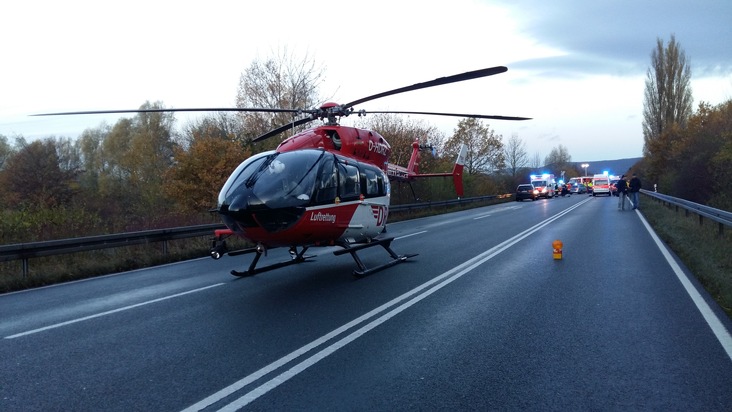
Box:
592;173;612;196
530;174;556;198
568;176;592;194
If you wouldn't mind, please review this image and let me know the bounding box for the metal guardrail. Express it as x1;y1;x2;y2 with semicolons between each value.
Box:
642;189;732;235
390;194;508;212
0;224;224;277
0;194;509;277
10;191;726;278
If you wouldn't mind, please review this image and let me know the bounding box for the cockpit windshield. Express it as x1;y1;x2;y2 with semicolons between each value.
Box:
219;150;325;210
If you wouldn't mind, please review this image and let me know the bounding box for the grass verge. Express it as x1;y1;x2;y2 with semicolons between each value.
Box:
641;195;732;318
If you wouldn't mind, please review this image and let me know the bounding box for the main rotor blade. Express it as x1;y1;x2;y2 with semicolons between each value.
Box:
344;66;508;109
252;116;314;143
362;110;531;121
32;108;302;116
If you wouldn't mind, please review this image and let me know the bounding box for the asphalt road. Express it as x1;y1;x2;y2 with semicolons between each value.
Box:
2;194;731;411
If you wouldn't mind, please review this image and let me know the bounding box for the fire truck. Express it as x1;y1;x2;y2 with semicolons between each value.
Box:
530;174;556;198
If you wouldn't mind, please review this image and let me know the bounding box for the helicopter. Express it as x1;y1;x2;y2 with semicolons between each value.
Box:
37;66;530;277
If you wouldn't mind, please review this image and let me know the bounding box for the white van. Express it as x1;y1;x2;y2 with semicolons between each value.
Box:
530;174;556;198
592;174;611;196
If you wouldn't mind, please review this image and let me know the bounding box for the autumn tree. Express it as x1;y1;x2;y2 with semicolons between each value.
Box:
94;118;134;215
79;101;177;227
75;125;110;196
178;112;247;149
443;118;505;175
0;134;13;171
127;102;176;190
642;34;693;175
662;100;732;206
709;100;732;209
503;133;529;177
165;115;251;214
440;118;506;196
236;48;325;151
544;144;572;172
0;138;76;209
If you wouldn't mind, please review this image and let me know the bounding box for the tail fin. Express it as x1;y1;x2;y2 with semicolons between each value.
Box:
406;140;421;175
451;144;467;198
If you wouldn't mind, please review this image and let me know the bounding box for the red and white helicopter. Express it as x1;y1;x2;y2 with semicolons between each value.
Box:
39;66;529;277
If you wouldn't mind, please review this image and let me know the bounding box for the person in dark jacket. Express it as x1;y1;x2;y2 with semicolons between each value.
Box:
629;173;641;209
616;175;628;210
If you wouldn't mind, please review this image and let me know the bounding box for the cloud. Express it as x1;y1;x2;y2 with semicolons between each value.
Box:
1;0;730;163
495;0;732;78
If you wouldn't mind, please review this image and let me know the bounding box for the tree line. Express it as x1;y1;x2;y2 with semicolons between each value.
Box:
640;35;732;210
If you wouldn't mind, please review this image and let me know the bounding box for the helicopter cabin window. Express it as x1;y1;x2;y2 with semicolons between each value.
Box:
314;155;337;204
338;163;360;201
361;165;386;198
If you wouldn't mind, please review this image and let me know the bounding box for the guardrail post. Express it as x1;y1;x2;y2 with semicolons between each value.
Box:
22;258;29;278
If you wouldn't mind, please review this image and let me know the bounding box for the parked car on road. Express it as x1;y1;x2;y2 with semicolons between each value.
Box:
571;184;587;194
515;184;538;201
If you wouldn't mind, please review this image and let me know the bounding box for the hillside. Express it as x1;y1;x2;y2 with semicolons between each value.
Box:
536;157;642;179
573;158;642;176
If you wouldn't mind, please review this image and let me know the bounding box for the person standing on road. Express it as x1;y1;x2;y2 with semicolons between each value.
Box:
616;175;628;210
629;173;641;210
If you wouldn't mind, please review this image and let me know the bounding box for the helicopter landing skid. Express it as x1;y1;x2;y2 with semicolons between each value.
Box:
229;246;313;277
334;237;418;278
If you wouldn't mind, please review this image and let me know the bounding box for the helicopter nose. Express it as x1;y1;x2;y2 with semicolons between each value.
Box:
225;192;264;213
226;194;246;213
217;193;259;231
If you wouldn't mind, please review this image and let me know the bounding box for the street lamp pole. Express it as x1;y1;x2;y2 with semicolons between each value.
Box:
581;163;589;176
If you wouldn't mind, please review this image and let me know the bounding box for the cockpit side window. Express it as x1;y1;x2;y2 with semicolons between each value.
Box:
313;155;337;204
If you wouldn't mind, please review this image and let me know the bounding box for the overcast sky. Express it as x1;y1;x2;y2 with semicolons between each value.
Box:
1;0;730;163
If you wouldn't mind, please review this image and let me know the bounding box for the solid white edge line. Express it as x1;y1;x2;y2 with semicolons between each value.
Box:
4;283;225;339
181;198;592;411
637;210;732;361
